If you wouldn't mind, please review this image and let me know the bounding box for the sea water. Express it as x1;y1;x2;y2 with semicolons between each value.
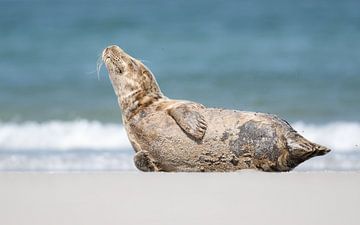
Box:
0;0;359;171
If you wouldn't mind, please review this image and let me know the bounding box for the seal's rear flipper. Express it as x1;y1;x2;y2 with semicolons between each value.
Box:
286;132;331;168
168;104;207;141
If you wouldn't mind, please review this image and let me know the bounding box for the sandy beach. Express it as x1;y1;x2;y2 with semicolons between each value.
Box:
0;171;359;225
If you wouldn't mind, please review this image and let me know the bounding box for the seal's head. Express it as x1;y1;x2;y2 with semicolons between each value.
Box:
102;45;164;118
102;45;132;78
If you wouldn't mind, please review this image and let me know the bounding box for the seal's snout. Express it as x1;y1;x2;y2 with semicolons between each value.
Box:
102;45;124;61
102;45;128;76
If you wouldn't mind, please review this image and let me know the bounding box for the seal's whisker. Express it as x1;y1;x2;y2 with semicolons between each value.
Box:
86;70;97;75
96;54;104;80
138;59;150;64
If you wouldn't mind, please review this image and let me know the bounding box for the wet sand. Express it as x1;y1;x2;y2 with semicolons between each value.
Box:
0;171;359;225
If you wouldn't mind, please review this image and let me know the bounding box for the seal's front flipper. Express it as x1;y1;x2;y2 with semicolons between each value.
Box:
134;151;159;172
168;104;207;140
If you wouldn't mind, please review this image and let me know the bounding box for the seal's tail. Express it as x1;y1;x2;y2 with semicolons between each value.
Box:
286;132;331;168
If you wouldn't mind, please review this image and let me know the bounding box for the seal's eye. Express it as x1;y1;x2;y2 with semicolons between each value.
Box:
128;62;134;70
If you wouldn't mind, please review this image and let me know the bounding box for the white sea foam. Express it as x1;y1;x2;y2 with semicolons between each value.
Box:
292;121;360;152
0;120;131;151
0;120;359;171
0;120;359;152
0;152;136;171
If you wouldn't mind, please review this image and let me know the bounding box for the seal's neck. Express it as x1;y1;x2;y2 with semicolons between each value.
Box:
110;61;165;119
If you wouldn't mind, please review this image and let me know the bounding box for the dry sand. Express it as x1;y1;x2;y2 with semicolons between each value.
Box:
0;171;359;225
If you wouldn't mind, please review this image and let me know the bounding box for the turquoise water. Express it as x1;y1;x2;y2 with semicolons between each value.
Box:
0;0;359;170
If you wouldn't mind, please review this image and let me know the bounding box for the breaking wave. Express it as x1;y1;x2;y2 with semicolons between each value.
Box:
0;120;359;152
0;120;132;151
292;121;360;152
0;120;359;171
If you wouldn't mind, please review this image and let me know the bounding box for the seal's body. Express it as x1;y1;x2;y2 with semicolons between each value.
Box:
102;45;330;172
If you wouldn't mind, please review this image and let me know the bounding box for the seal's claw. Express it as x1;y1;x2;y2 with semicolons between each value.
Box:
168;103;207;141
134;151;159;172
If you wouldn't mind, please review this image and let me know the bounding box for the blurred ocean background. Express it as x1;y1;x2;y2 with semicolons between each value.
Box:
0;0;359;171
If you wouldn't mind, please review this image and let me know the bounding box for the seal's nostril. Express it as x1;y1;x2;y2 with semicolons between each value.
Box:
102;47;113;60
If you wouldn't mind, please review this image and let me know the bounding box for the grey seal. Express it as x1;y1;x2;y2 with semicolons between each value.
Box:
102;45;330;172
